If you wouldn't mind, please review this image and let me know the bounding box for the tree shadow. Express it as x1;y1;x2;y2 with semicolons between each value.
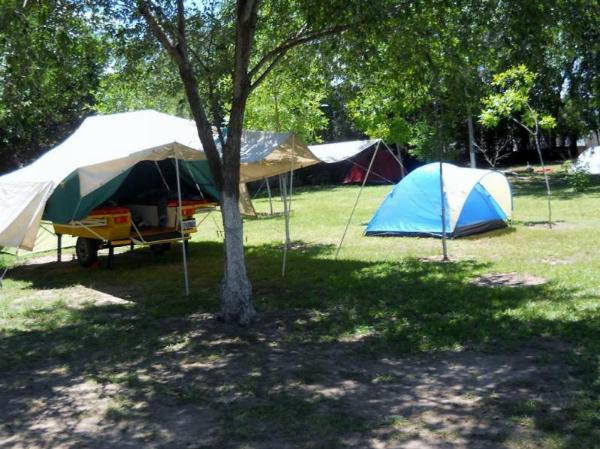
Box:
511;172;600;199
1;241;599;448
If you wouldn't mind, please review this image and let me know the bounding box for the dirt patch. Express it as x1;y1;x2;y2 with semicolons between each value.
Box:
0;311;579;449
472;272;546;288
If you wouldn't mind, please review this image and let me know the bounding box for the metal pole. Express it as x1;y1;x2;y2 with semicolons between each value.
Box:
288;135;295;212
439;161;449;261
382;141;406;178
175;158;190;296
265;177;273;215
467;113;476;168
57;233;62;262
281;173;290;277
335;141;381;259
465;87;477;169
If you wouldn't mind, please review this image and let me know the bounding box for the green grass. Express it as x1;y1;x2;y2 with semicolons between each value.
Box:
1;166;600;448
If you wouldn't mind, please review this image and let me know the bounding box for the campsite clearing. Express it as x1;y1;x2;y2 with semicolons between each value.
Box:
1;168;600;448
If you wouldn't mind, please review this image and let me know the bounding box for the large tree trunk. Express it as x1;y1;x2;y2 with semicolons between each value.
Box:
219;191;255;324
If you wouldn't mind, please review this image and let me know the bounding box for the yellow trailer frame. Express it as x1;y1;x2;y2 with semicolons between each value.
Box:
52;202;217;267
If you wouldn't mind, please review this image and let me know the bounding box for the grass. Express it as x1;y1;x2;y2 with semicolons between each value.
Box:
1;166;600;448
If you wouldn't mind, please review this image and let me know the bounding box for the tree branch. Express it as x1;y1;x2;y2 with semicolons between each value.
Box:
248;23;350;86
248;50;287;94
137;1;182;64
137;0;225;188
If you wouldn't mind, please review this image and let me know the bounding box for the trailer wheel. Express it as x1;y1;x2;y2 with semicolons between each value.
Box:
76;237;99;267
151;243;171;255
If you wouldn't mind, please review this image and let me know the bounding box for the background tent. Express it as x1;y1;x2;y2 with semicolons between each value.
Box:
0;110;314;251
307;139;404;185
366;163;512;238
575;146;600;174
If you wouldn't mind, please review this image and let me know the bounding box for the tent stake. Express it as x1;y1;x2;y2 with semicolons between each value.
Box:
335;141;381;259
175;158;190;296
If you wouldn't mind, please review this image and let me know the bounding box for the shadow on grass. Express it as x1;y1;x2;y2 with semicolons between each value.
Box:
2;241;600;448
512;172;600;199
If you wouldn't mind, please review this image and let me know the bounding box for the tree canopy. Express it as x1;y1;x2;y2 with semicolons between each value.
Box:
0;0;107;172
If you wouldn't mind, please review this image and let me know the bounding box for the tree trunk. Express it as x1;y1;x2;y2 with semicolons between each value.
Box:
533;131;552;228
219;191;255;324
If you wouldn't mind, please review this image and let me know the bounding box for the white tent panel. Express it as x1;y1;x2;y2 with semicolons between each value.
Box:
438;164;513;229
479;172;513;218
308;139;381;164
575;146;600;174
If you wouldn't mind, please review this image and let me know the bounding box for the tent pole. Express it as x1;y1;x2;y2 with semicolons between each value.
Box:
288;135;295;212
439;161;449;261
251;179;265;199
1;248;18;289
0;266;7;288
281;173;290;277
57;233;62;262
155;161;171;190
382;142;406;178
335;141;381;259
175;158;190;296
265;177;273;215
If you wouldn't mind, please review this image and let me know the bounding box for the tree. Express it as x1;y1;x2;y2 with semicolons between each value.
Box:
0;0;106;172
480;65;557;227
244;51;328;141
94;0;369;324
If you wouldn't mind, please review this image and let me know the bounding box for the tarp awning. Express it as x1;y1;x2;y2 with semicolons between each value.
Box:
0;110;314;250
308;139;381;163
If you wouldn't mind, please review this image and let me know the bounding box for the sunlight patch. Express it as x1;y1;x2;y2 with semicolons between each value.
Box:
472;272;546;288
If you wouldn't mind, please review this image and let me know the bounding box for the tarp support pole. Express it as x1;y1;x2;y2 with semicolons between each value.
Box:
155;161;171;190
0;267;8;288
265;177;273;215
57;233;62;262
439;161;449;261
281;173;290;277
382;142;406;178
175;158;190;296
281;136;295;277
335;141;381;259
288;135;295;212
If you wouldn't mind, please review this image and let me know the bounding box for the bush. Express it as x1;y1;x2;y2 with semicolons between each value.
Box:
562;161;592;192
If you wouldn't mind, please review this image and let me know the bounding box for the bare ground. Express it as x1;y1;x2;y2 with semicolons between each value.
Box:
0;295;578;449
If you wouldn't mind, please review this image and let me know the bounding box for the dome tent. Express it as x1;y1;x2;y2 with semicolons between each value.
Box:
366;163;512;238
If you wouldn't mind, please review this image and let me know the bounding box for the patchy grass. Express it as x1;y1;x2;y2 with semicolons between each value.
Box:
1;166;600;448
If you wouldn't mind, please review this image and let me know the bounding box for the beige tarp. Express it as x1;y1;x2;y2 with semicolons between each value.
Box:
238;184;257;217
0;110;316;250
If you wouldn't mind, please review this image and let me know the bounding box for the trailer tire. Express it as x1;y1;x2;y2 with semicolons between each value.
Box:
76;237;99;267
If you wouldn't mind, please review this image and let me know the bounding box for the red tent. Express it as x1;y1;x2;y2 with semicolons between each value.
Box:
343;146;403;184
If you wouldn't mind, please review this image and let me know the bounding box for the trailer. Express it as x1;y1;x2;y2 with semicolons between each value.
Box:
53;199;217;267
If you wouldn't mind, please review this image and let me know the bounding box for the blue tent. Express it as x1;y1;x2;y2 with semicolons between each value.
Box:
366;163;513;238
